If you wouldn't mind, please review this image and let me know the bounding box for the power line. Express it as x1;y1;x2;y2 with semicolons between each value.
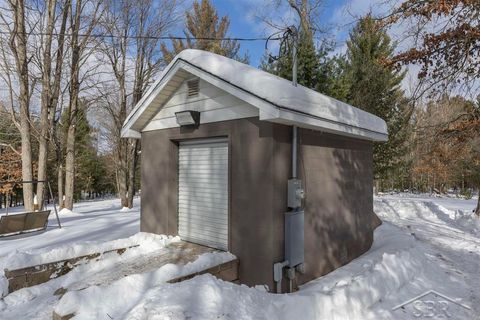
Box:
0;29;282;42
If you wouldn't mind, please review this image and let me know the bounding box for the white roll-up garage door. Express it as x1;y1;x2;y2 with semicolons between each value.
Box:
178;138;229;250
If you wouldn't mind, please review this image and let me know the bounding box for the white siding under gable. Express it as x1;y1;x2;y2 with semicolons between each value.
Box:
142;78;258;132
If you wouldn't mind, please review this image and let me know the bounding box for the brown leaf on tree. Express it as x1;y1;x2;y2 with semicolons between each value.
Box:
0;148;22;194
382;0;480;93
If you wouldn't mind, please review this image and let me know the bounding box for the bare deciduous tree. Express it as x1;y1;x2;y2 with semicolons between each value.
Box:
36;0;70;207
63;0;103;210
98;0;179;208
0;0;35;211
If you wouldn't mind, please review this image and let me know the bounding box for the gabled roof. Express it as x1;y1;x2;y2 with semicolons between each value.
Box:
121;49;388;141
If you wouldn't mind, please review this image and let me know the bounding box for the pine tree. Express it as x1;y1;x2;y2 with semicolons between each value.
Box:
261;31;319;89
316;46;351;102
161;0;244;63
59;102;109;201
345;15;409;184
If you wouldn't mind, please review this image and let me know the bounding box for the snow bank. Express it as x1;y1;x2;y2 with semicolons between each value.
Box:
123;274;273;319
53;195;479;319
0;233;179;299
54;251;236;319
275;222;425;319
58;208;74;215
52;223;425;319
1;232;178;271
2;196;477;319
374;197;480;237
0;272;7;297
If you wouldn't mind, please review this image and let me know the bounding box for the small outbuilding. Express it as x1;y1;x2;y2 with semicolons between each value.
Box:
121;49;387;292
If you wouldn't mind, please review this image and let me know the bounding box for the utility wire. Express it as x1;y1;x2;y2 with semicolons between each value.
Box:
0;29;282;42
265;26;298;63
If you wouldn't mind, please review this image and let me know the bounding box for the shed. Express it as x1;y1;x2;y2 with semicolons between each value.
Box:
121;49;387;292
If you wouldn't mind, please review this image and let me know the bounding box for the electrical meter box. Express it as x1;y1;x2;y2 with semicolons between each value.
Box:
285;210;304;268
288;179;304;208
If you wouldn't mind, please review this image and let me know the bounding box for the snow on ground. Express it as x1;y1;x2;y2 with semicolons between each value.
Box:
0;197;141;258
0;198;235;319
54;252;236;319
1;194;479;319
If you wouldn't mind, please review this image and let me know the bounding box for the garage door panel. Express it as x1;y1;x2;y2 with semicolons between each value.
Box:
179;152;228;158
178;229;228;243
179;194;228;203
179;172;228;179
179;181;228;187
178;168;229;174
177;233;228;248
178;190;229;199
178;219;229;235
178;166;228;172
179;142;227;149
178;201;228;211
178;194;228;203
178;203;229;215
179;159;228;164
178;138;229;251
178;219;227;232
178;178;228;186
178;214;227;225
178;218;228;231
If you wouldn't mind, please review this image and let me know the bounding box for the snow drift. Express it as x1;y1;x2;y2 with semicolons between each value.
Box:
1;196;478;319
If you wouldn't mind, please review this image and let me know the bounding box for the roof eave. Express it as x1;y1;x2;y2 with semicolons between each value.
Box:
266;109;388;142
121;128;141;139
121;50;389;142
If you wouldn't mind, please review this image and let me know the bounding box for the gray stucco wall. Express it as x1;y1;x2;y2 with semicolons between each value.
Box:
296;128;380;285
140;117;379;291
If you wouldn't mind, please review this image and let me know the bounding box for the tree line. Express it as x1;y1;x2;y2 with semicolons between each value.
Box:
0;0;243;210
260;0;479;215
0;0;478;215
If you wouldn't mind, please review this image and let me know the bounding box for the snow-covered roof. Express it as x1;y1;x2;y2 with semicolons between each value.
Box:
121;49;388;141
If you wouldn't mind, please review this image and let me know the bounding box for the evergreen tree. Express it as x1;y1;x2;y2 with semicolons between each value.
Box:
58;102;111;200
161;0;245;63
316;46;351;101
345;15;409;184
260;39;352;102
260;31;319;89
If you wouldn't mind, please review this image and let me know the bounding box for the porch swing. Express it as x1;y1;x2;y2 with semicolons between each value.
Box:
0;180;61;238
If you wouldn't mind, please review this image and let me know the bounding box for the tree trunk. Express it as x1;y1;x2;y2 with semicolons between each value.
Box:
58;163;64;209
19;118;34;211
126;140;138;208
36;0;57;208
38;0;69;208
64;108;77;210
64;0;84;210
9;0;34;211
476;189;480;217
118;139;128;208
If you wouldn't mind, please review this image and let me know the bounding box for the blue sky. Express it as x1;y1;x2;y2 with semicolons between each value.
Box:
199;0;418;92
207;0;362;67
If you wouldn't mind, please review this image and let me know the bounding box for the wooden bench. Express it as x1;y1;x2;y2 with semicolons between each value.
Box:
0;210;51;237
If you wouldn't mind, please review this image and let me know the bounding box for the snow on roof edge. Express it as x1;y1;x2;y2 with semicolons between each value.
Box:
122;49;388;141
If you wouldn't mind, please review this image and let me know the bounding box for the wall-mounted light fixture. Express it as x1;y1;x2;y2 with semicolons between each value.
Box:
175;110;200;127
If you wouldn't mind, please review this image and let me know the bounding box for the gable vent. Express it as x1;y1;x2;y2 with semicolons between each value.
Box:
187;79;200;97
